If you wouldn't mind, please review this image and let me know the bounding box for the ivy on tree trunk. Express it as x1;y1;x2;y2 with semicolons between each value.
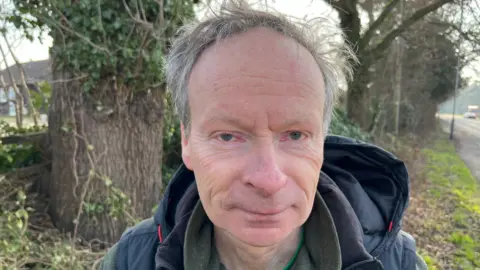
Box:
11;0;197;242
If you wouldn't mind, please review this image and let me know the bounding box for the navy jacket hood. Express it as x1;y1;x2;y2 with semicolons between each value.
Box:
321;135;409;256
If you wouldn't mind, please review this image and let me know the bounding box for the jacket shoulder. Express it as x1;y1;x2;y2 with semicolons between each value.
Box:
378;230;427;270
98;242;119;270
99;217;159;270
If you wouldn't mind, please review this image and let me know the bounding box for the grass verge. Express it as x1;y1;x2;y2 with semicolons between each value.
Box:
404;135;480;269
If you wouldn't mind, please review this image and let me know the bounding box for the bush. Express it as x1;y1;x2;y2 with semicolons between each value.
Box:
162;94;182;187
0;121;102;269
0;121;47;174
0;175;103;269
329;107;372;142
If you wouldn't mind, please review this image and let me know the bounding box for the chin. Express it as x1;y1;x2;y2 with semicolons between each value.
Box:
225;212;299;247
235;227;291;247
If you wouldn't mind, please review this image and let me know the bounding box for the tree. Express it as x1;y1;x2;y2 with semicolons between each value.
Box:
324;0;458;128
0;0;50;127
1;31;40;126
11;0;198;243
368;18;461;136
0;43;23;127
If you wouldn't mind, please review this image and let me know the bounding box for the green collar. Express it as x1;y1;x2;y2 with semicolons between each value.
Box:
283;227;304;270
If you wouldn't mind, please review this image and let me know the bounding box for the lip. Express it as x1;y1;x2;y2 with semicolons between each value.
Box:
239;207;287;216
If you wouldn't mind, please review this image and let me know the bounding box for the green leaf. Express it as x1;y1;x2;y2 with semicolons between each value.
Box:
16;219;23;230
104;177;112;187
17;191;26;202
113;21;122;30
103;10;114;20
96;205;105;213
60;126;71;133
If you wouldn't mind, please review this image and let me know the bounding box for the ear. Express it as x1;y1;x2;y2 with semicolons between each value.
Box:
181;123;192;170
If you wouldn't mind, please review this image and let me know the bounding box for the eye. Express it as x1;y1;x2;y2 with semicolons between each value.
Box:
288;131;304;141
218;133;235;142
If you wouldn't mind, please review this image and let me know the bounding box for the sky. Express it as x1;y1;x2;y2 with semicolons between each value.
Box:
1;30;52;66
4;0;478;82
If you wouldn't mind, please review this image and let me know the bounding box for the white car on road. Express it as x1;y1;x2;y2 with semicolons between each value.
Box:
464;111;477;119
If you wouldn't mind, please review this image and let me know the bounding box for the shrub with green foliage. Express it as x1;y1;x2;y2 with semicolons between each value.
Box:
162;94;182;186
0;121;47;173
0;176;103;269
0;121;101;269
329;107;372;141
31;82;52;114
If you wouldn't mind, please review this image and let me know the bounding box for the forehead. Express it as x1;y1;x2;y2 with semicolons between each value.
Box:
189;27;323;91
187;27;325;129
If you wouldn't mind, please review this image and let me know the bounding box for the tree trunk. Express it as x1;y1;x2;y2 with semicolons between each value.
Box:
346;60;371;128
48;71;164;243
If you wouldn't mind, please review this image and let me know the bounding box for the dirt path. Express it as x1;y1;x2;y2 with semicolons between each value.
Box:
439;116;480;181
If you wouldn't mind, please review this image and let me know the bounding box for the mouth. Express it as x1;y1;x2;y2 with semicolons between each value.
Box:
239;207;287;217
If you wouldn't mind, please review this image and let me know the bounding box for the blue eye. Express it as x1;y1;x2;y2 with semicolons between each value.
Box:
288;131;303;140
219;133;234;142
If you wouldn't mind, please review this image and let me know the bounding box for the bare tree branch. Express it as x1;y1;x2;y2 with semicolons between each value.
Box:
359;0;401;49
0;44;23;127
138;0;147;22
2;32;39;125
97;0;108;45
322;0;357;14
465;1;480;28
122;0;153;30
428;20;480;45
155;0;164;28
37;5;112;56
367;0;454;58
357;0;376;23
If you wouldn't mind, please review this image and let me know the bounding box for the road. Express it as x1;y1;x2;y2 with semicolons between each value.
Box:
438;114;480;181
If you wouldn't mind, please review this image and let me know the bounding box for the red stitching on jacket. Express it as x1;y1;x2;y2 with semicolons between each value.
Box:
157;225;163;243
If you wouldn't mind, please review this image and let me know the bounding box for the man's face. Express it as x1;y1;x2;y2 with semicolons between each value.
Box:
182;28;325;247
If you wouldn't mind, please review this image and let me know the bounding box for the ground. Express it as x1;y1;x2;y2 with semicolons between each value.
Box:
401;116;480;269
443;116;480;181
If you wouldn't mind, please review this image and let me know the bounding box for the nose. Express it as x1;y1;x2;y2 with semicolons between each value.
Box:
243;143;288;196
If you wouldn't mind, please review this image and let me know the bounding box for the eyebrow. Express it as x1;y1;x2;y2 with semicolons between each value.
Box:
201;115;254;131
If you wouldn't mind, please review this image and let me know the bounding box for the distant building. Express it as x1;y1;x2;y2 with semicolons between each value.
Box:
467;105;479;114
0;59;51;116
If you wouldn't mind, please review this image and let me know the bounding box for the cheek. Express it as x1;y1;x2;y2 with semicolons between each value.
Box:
283;143;324;201
189;139;244;207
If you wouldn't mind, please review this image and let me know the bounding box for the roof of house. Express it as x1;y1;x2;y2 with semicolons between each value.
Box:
0;59;51;86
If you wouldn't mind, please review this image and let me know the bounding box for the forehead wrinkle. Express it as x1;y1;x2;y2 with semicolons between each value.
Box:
199;111;259;132
209;75;321;98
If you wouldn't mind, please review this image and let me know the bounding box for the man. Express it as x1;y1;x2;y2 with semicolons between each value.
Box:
100;1;428;269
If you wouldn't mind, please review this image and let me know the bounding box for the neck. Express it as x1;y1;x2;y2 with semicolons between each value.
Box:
214;227;301;270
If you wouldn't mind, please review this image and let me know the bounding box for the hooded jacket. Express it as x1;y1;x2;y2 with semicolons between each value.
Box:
100;135;423;270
